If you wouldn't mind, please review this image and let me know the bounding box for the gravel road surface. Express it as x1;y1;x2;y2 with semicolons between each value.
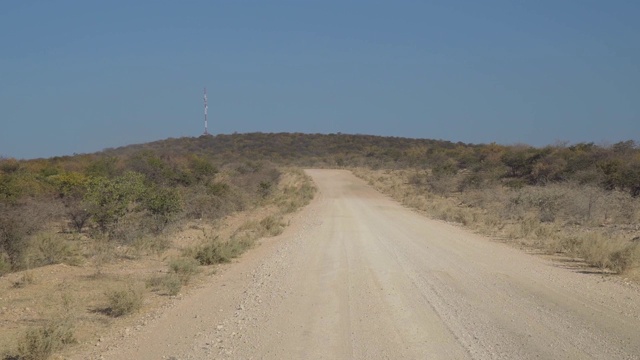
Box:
73;169;640;359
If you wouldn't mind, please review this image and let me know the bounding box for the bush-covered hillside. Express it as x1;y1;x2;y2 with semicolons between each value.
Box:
1;132;639;275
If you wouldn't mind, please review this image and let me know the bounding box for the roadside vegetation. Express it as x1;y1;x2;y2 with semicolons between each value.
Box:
0;143;315;359
1;132;638;358
352;140;640;277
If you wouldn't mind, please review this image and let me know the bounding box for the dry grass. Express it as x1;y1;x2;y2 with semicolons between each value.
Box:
354;168;640;275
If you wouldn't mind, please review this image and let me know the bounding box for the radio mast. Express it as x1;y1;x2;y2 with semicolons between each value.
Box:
203;87;209;135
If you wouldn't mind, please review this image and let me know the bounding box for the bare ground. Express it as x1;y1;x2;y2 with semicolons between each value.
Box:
68;169;640;359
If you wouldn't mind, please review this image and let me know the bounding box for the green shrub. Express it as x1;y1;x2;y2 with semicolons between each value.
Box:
104;283;144;317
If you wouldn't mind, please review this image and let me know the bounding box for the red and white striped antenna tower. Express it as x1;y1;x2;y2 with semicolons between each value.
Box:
203;87;209;135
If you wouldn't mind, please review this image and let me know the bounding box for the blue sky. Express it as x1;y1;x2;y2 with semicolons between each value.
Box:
1;0;638;159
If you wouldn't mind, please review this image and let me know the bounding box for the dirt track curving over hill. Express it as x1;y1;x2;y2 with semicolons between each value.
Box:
72;169;640;359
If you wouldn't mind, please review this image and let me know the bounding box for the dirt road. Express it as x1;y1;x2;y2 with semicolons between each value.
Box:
73;169;640;359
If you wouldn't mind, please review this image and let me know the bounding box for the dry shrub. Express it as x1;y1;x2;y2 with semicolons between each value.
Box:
9;293;77;360
26;233;82;268
168;257;200;284
104;282;144;317
161;274;183;296
562;184;605;225
192;236;235;265
426;175;457;196
276;169;316;213
107;212;147;244
15;318;75;360
91;238;116;275
191;214;283;266
131;234;171;256
12;270;36;288
260;215;285;236
577;233;629;271
609;242;640;274
0;252;10;276
360;168;640;274
146;273;182;296
65;205;91;233
0;202;49;271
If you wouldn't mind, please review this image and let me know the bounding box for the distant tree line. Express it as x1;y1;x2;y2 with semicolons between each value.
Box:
100;133;639;196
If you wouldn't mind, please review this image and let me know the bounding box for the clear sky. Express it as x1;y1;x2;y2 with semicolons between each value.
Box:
1;0;638;159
